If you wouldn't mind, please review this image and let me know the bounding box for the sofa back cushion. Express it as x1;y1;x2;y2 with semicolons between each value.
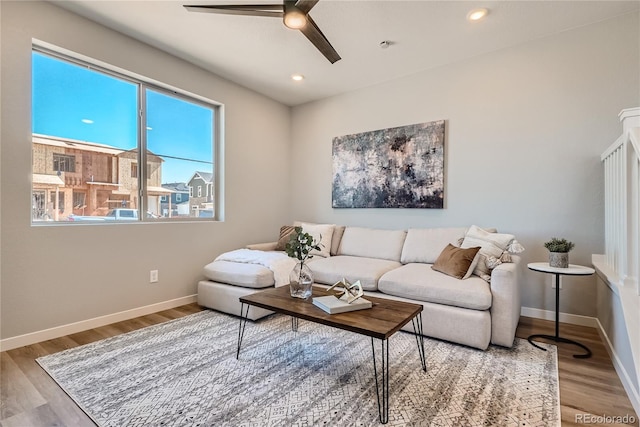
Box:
293;221;335;258
338;227;407;261
400;227;467;264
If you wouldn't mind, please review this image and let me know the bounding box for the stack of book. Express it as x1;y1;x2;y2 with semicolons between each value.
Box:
312;294;372;314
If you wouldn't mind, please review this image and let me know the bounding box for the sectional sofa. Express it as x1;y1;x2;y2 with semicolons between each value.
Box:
198;224;521;350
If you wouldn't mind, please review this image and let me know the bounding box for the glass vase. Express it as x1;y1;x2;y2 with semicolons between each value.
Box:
289;262;313;299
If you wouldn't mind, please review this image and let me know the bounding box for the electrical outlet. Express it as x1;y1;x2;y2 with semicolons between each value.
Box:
150;270;159;283
551;276;562;289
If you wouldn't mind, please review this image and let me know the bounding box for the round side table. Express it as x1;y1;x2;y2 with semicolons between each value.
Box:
527;262;595;359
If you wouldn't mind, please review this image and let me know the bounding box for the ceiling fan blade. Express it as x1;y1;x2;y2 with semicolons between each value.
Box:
294;0;319;14
299;14;341;63
184;4;283;18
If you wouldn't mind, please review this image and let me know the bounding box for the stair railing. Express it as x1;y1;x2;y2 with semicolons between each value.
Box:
601;108;640;294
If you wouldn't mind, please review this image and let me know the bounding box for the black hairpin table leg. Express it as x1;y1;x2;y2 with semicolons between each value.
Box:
412;313;427;372
236;302;250;359
371;337;389;424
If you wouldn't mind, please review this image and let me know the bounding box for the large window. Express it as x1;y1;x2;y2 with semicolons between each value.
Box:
31;47;218;223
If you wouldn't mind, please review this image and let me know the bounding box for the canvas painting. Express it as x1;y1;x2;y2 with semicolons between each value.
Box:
332;120;445;208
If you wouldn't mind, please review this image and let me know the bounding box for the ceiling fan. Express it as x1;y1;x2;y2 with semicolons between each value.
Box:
184;0;341;63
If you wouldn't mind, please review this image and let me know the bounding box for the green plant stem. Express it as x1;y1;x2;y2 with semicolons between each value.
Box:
297;260;304;283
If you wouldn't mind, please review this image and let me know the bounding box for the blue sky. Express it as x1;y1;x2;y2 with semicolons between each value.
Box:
32;52;213;184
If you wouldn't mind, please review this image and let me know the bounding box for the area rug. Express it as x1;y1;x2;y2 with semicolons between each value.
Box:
37;310;560;426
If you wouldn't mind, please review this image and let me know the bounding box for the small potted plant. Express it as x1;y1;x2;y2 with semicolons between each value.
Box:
285;226;321;299
544;237;575;268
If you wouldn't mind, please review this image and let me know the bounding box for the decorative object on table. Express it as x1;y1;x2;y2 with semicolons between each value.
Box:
544;237;574;268
312;293;373;314
285;226;322;299
332;120;445;209
326;278;365;303
313;278;371;313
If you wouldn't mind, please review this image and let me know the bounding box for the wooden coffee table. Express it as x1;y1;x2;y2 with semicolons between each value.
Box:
237;285;426;424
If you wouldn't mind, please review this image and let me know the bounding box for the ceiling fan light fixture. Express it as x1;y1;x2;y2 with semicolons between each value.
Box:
467;8;489;21
185;0;340;63
283;9;307;29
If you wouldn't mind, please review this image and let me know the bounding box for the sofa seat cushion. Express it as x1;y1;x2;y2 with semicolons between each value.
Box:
309;255;402;291
378;263;492;310
203;260;274;289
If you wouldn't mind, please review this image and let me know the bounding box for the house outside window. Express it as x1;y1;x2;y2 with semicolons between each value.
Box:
176;193;182;202
189;187;193;197
31;47;219;223
187;171;214;216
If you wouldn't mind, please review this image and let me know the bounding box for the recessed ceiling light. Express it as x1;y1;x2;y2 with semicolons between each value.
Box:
291;74;305;82
467;8;489;21
81;119;94;124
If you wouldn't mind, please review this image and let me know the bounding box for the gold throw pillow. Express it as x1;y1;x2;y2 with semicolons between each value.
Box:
431;244;481;280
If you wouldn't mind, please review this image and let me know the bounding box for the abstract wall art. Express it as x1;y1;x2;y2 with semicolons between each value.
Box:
332;120;445;208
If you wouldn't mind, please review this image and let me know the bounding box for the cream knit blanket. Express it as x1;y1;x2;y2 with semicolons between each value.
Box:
215;249;296;287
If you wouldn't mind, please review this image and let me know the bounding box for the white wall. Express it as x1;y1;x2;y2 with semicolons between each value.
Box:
290;12;640;316
0;1;291;340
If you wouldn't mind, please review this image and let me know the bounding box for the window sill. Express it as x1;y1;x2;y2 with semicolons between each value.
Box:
592;254;622;296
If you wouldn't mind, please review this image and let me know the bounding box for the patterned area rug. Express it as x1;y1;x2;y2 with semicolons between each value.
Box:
37;310;559;426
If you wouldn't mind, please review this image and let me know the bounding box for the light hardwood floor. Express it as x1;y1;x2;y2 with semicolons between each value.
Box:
1;304;638;426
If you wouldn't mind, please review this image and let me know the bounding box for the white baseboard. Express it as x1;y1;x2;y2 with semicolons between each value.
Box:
595;318;640;417
521;306;598;327
0;295;198;352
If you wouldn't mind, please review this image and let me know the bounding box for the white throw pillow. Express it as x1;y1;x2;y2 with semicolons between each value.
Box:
297;222;335;258
460;225;514;282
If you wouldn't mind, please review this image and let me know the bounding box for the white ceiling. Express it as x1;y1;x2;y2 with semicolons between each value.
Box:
51;0;639;106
